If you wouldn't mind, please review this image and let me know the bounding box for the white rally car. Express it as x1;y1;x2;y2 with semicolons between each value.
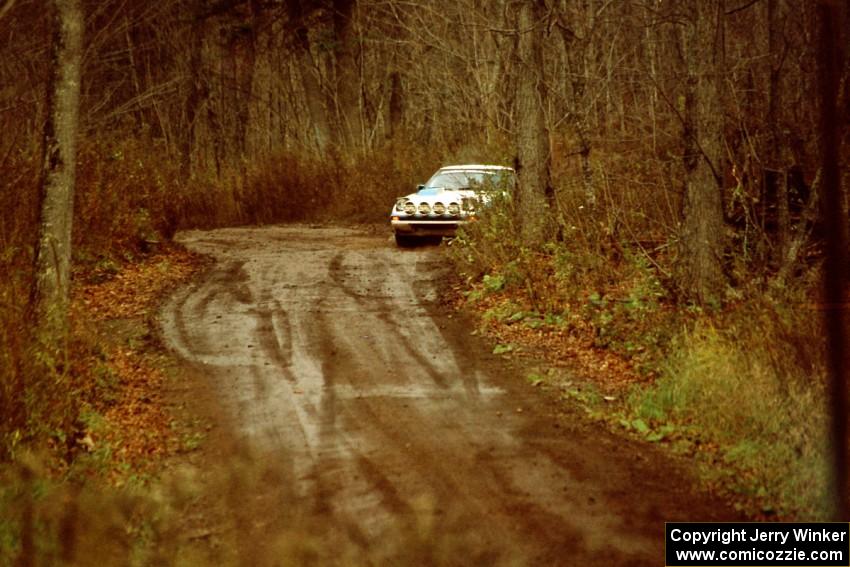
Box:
390;164;516;247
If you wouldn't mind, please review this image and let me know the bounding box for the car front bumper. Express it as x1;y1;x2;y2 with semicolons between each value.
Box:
391;219;468;236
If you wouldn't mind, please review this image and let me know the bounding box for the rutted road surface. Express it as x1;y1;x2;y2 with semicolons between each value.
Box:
161;225;736;565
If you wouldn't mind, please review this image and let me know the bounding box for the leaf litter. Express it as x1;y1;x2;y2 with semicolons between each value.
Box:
69;246;206;482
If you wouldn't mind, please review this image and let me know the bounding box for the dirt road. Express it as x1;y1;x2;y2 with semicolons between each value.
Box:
161;225;736;565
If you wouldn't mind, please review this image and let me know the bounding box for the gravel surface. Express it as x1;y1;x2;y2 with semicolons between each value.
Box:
160;225;738;565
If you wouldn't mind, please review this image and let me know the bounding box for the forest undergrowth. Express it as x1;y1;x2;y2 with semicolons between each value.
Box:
2;0;847;561
448;149;831;520
0;138;463;564
0;143;837;564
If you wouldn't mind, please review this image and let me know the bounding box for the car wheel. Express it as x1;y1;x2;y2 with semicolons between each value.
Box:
394;233;416;248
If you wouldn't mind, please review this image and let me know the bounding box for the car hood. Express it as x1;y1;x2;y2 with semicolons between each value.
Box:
401;188;475;202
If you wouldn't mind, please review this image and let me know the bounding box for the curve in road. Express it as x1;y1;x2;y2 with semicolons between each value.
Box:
161;225;737;565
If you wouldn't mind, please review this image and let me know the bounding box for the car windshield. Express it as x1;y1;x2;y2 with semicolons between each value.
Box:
424;170;514;192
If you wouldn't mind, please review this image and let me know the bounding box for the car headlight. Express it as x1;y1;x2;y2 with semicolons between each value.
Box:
448;202;460;216
395;199;407;212
418;202;431;215
433;202;446;215
403;201;416;215
462;197;476;212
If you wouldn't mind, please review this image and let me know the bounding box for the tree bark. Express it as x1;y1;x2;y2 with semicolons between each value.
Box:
247;0;273;157
767;0;791;268
387;70;403;141
30;0;83;344
556;9;595;205
182;7;205;178
514;0;556;246
287;0;331;154
677;0;726;304
816;0;849;522
332;0;363;150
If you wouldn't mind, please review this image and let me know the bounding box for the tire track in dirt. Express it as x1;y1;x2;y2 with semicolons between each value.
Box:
280;241;655;562
328;251;452;389
161;225;741;565
299;271;425;546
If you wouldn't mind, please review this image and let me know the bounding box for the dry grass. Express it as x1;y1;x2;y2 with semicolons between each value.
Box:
450;142;832;519
630;288;830;518
0;135;445;463
0;133;520;563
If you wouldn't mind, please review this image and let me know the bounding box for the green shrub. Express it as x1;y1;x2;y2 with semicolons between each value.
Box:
631;292;830;518
448;146;830;519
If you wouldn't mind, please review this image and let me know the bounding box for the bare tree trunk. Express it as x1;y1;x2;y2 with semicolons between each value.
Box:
235;12;256;162
387;70;403;140
492;0;516;136
124;16;144;131
182;10;204;178
30;0;83;344
767;0;791;269
677;0;726;304
287;0;331;154
248;1;273;157
643;13;659;154
333;0;363;150
297;42;331;154
556;5;595;204
514;0;556;246
816;0;849;522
